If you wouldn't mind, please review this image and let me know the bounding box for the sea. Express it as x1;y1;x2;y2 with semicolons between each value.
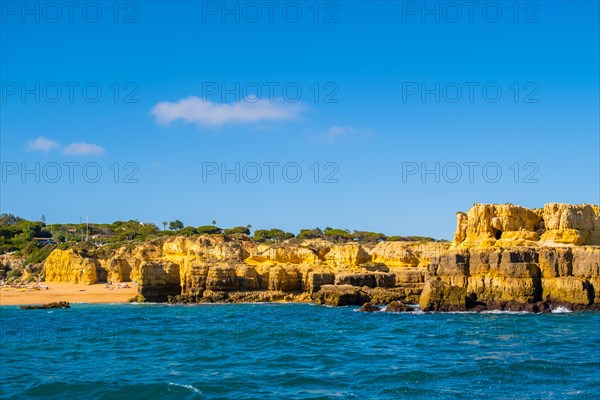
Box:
1;303;599;399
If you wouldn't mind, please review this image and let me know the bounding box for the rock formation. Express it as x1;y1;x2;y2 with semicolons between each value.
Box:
45;249;103;285
43;236;437;304
422;203;600;311
42;203;600;311
454;203;600;247
19;301;70;310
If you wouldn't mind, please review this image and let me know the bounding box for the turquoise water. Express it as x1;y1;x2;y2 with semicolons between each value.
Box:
1;304;599;399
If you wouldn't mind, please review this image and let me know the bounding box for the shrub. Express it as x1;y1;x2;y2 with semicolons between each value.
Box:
224;226;251;236
197;225;222;235
253;229;294;242
323;228;352;243
352;231;387;243
387;236;436;242
7;269;22;279
179;226;198;236
296;228;323;240
25;245;56;264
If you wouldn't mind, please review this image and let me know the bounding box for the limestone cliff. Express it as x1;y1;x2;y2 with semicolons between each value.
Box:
45;249;103;285
422;203;600;311
42;202;600;311
43;236;433;304
454;203;599;247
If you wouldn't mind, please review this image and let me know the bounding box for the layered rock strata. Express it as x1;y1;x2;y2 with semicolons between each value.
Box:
423;203;600;311
44;237;434;304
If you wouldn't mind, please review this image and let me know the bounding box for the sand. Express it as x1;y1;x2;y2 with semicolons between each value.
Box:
0;282;138;306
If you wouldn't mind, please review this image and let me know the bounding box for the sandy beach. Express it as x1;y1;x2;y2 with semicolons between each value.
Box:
0;282;138;306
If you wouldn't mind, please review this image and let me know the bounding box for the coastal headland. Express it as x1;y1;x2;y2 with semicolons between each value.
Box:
3;203;599;311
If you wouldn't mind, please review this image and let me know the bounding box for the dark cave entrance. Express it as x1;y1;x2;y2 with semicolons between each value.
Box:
493;229;502;240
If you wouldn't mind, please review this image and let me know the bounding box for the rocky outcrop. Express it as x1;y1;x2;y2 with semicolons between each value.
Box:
359;303;381;312
420;245;599;311
312;284;409;307
385;301;414;312
138;262;181;302
20;301;71;310
43;235;432;304
422;203;600;311
44;249;102;285
307;272;335;294
454;203;599;247
540;203;600;245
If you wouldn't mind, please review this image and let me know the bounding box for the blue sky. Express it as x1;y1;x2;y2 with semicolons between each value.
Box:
1;0;598;239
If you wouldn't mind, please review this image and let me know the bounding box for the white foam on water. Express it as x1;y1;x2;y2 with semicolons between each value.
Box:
550;306;573;313
168;382;203;395
481;310;529;315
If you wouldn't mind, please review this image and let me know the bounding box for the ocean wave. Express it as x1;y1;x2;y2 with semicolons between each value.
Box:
168;382;203;395
480;310;530;314
551;306;573;313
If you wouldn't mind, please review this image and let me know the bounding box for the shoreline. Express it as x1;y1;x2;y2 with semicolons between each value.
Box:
0;282;138;306
1;282;598;313
2;294;598;315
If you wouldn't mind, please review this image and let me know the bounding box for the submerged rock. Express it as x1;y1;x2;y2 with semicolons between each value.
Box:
20;301;70;310
359;303;380;312
385;301;414;312
313;284;366;306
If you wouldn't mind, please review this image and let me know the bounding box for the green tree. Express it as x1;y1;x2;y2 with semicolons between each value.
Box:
296;228;324;240
110;220;157;241
224;226;251;235
197;225;222;235
0;214;23;226
352;231;387;243
323;228;351;243
253;229;294;242
162;221;167;231
386;235;436;242
179;226;197;236
169;220;184;231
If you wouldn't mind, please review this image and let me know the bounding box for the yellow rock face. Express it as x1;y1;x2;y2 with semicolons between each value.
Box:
250;245;319;265
325;244;370;269
421;203;600;309
454;203;542;248
44;249;99;285
540;203;600;245
42;235;437;302
453;212;468;243
454;203;600;247
542;277;592;305
370;242;420;267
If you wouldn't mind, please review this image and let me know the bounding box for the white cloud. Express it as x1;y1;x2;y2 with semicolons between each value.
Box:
62;142;105;156
310;125;373;144
25;137;105;156
150;96;303;127
323;126;352;142
26;137;59;152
